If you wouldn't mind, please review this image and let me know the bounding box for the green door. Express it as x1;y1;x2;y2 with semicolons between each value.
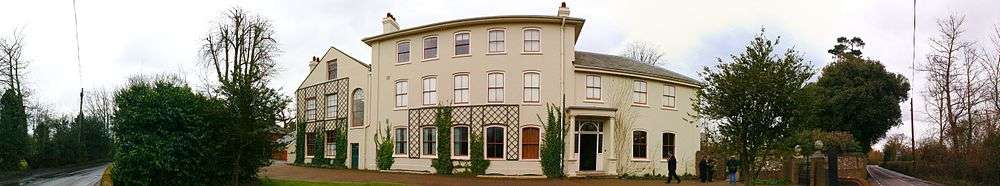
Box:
351;143;359;169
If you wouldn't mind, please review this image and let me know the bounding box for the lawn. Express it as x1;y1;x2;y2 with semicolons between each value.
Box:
261;178;404;186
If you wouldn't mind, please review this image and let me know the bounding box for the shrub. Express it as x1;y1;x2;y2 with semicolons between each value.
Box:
294;122;305;164
111;78;232;185
311;129;329;166
539;104;564;178
0;89;29;172
331;126;347;169
431;107;453;174
374;121;394;170
469;131;489;175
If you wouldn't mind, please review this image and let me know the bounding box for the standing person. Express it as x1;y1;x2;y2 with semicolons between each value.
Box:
707;158;715;182
667;153;681;183
726;156;739;184
699;157;708;183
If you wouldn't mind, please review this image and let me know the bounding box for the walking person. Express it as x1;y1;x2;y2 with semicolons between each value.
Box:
666;153;681;183
699;157;709;183
707;158;715;182
726;156;739;184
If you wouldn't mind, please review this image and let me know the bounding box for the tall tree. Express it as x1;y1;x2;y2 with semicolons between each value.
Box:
620;41;665;66
982;25;1000;132
811;37;911;150
200;7;290;184
921;14;975;147
0;30;29;171
693;30;813;185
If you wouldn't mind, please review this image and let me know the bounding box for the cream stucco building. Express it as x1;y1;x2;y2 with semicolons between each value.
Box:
290;3;702;177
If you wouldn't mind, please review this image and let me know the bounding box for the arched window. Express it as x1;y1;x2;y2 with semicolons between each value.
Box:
488;29;505;53
352;89;364;127
397;41;410;63
423;36;438;59
523;28;541;52
394;128;407;155
522;72;540;103
486;126;505;159
521;127;540;159
632;131;647;158
487;72;505;103
453;126;469;157
422;127;436;155
454;32;470;55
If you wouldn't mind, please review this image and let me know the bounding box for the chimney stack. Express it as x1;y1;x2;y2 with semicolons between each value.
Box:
557;2;570;17
383;13;400;33
309;56;320;69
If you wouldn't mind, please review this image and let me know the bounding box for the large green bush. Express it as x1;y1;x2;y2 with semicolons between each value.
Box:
431;107;453;174
374;121;394;170
294;122;305;164
469;131;489;175
0;89;29;171
111;79;232;185
331;126;348;169
539;104;565;178
311;129;330;165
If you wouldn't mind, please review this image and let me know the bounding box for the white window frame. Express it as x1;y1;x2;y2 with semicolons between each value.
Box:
663;85;676;109
397;41;410;63
394;127;408;156
454;32;471;56
422;76;438;105
325;131;336;158
421;127;437;156
452;126;470;158
325;94;337;119
487;29;506;54
423;36;438;60
585;75;602;101
487;72;505;103
395;80;408;108
453;73;470;104
662;132;676;159
633;80;647;105
484;125;506;160
305;98;317;121
522;28;541;53
522;72;540;103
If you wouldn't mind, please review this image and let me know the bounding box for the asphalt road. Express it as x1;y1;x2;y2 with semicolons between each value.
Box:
18;163;108;186
867;165;939;186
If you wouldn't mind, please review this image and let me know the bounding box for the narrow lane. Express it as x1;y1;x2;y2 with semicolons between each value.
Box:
866;165;938;186
20;163;109;186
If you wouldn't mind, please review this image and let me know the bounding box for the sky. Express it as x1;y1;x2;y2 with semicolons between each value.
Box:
1;0;998;148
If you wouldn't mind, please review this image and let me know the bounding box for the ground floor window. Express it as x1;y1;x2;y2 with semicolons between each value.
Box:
326;131;337;158
306;132;315;156
453;126;469;156
521;127;540;159
394;128;407;155
662;132;676;158
422;127;436;155
486;126;504;159
633;131;647;158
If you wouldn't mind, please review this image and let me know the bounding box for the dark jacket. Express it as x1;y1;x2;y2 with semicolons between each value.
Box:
726;158;739;174
667;157;678;171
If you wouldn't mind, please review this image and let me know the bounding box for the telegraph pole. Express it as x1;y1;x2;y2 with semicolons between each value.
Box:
910;0;917;158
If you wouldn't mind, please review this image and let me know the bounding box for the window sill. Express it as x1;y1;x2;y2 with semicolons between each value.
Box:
521;102;542;106
485;158;505;161
583;99;604;104
631;158;651;162
452;54;472;58
520;159;541;162
661;107;678;111
659;159;670;162
394;62;412;66
631;103;650;108
521;52;542;55
420;155;437;159
393;107;409;111
453;102;470;106
486;52;507;56
350;125;365;130
421;58;439;62
452;156;471;160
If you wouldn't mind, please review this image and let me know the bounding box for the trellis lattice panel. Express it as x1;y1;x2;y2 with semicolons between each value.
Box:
295;78;349;132
406;105;520;160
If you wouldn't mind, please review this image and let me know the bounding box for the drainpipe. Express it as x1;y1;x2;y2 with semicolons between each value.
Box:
559;16;567;175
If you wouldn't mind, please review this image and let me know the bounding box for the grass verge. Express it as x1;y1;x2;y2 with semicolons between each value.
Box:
260;178;404;186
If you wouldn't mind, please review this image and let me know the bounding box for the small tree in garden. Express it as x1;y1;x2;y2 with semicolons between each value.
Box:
539;104;565;178
294;122;305;164
432;107;454;174
469;131;489;175
374;120;394;170
331;126;347;169
311;127;329;165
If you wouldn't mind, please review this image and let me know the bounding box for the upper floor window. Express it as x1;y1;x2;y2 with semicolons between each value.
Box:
486;126;505;159
633;80;647;104
523;29;541;52
327;59;337;80
325;94;337;119
422;77;438;105
633;130;647;158
422;127;436;155
453;126;470;157
521;127;540;159
523;72;540;103
488;30;505;53
663;85;676;108
397;42;410;63
394;128;407;155
453;74;470;104
585;75;602;100
395;81;408;107
305;98;317;120
423;37;438;59
662;132;676;159
487;72;505;103
352;89;365;127
455;32;470;55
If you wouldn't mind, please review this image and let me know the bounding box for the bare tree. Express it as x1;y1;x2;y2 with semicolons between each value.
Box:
983;25;1000;133
0;29;26;95
921;14;974;147
605;77;649;175
621;41;665;66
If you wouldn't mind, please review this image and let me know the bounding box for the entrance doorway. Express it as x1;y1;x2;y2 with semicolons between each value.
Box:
576;119;603;171
350;143;359;169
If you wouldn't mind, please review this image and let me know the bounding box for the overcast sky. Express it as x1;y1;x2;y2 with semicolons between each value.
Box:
1;0;998;148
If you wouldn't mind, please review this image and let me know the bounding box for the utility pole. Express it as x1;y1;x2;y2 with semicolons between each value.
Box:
911;0;917;159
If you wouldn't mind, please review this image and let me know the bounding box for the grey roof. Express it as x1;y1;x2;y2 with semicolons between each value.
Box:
574;51;702;86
